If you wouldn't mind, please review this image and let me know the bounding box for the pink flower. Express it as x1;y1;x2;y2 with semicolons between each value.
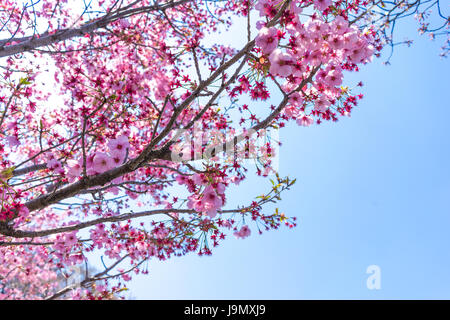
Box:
314;96;331;112
256;20;266;30
201;186;222;218
296;114;314;127
288;92;304;106
325;69;343;87
343;31;359;49
187;195;204;212
347;41;374;63
255;27;278;54
118;18;130;29
192;173;208;185
348;46;366;63
107;135;130;159
215;183;226;195
331;16;349;35
122;273;132;281
154;227;169;239
67;159;82;182
283;105;298;118
329;35;345;50
308;49;323;67
64;232;78;247
269;49;294;77
92;152;114;173
47;158;60;170
234;225;251;239
18;205;29;217
289;1;303;14
85;153;95;167
229;176;242;185
12;204;30;226
307;19;329;36
6;136;19;147
314;0;332;11
48;158;65;174
176;175;189;185
255;0;273;17
107;186;120;195
316;68;328;83
111;153;125;167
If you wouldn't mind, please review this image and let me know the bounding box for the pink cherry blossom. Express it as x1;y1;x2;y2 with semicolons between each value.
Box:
269;49;295;77
313;0;332;11
67;159;82;181
192;173;209;185
255;0;274;17
6;136;20;147
314;96;331;112
296;114;315;127
176;174;189;185
325;69;343;87
107;135;130;159
201;186;223;218
329;34;345;50
331;16;349;35
92;152;115;173
47;158;65;174
289;92;304;106
255;27;278;54
234;225;251;239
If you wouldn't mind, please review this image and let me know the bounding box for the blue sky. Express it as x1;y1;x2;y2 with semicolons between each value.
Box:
124;13;450;299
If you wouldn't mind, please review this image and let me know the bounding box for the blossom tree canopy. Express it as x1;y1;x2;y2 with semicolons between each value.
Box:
0;0;447;299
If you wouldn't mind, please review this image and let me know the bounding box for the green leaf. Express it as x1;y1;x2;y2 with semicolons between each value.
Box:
19;77;31;85
0;166;15;180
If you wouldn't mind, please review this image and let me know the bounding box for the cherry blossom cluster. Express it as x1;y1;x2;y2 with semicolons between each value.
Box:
254;0;376;127
175;172;227;218
234;225;252;239
66;135;130;181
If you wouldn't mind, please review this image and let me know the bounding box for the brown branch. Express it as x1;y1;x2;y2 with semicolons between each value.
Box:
0;208;182;238
0;0;193;58
12;163;47;177
44;254;130;300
